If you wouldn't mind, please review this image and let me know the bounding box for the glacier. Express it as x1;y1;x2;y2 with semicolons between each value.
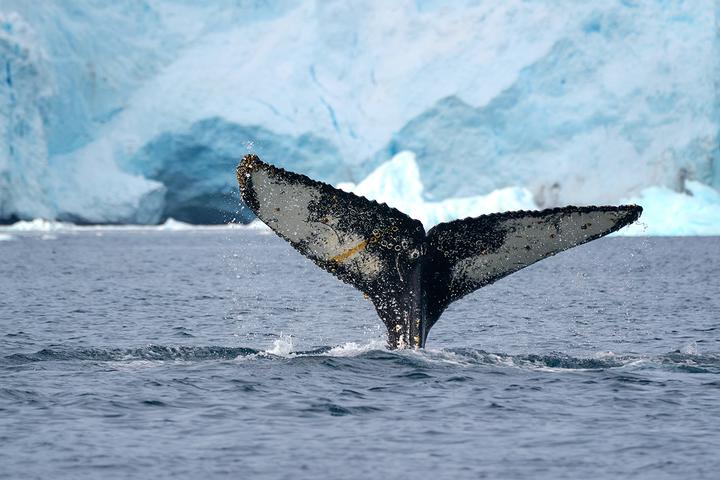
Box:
0;0;719;234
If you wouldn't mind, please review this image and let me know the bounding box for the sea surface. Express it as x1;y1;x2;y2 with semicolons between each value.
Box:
1;227;719;479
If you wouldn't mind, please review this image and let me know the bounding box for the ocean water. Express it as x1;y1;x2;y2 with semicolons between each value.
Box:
1;229;719;479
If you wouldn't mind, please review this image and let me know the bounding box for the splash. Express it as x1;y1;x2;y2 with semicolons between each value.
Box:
266;333;295;356
676;341;699;355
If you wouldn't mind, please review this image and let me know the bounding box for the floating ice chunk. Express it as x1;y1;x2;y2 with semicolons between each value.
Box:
0;217;234;233
620;181;720;236
155;218;194;231
3;218;75;232
339;151;537;228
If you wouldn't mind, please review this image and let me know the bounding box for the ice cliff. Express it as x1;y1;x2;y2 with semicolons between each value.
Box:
0;0;718;231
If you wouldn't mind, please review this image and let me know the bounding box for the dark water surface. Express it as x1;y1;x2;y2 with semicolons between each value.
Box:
1;229;719;479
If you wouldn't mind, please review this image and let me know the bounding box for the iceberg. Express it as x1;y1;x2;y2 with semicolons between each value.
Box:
0;1;718;228
345;152;720;236
339;152;537;229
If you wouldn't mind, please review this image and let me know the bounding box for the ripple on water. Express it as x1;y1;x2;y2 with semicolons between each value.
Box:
302;402;383;417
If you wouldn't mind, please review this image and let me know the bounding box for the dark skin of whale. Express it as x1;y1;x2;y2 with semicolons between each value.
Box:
236;154;642;349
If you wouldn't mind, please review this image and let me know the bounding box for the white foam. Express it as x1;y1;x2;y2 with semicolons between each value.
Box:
593;351;617;359
0;233;13;241
323;339;387;357
254;336;388;359
411;348;473;366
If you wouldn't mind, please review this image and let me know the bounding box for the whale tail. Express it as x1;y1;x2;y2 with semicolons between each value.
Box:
236;154;642;348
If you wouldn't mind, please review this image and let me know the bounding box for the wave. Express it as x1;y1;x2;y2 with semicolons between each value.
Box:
3;345;261;363
4;342;719;373
428;348;720;373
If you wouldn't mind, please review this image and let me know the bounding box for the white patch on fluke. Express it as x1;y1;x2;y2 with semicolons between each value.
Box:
452;210;622;290
250;167;384;280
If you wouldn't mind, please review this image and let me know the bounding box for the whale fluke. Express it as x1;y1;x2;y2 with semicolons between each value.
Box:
236;154;642;349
